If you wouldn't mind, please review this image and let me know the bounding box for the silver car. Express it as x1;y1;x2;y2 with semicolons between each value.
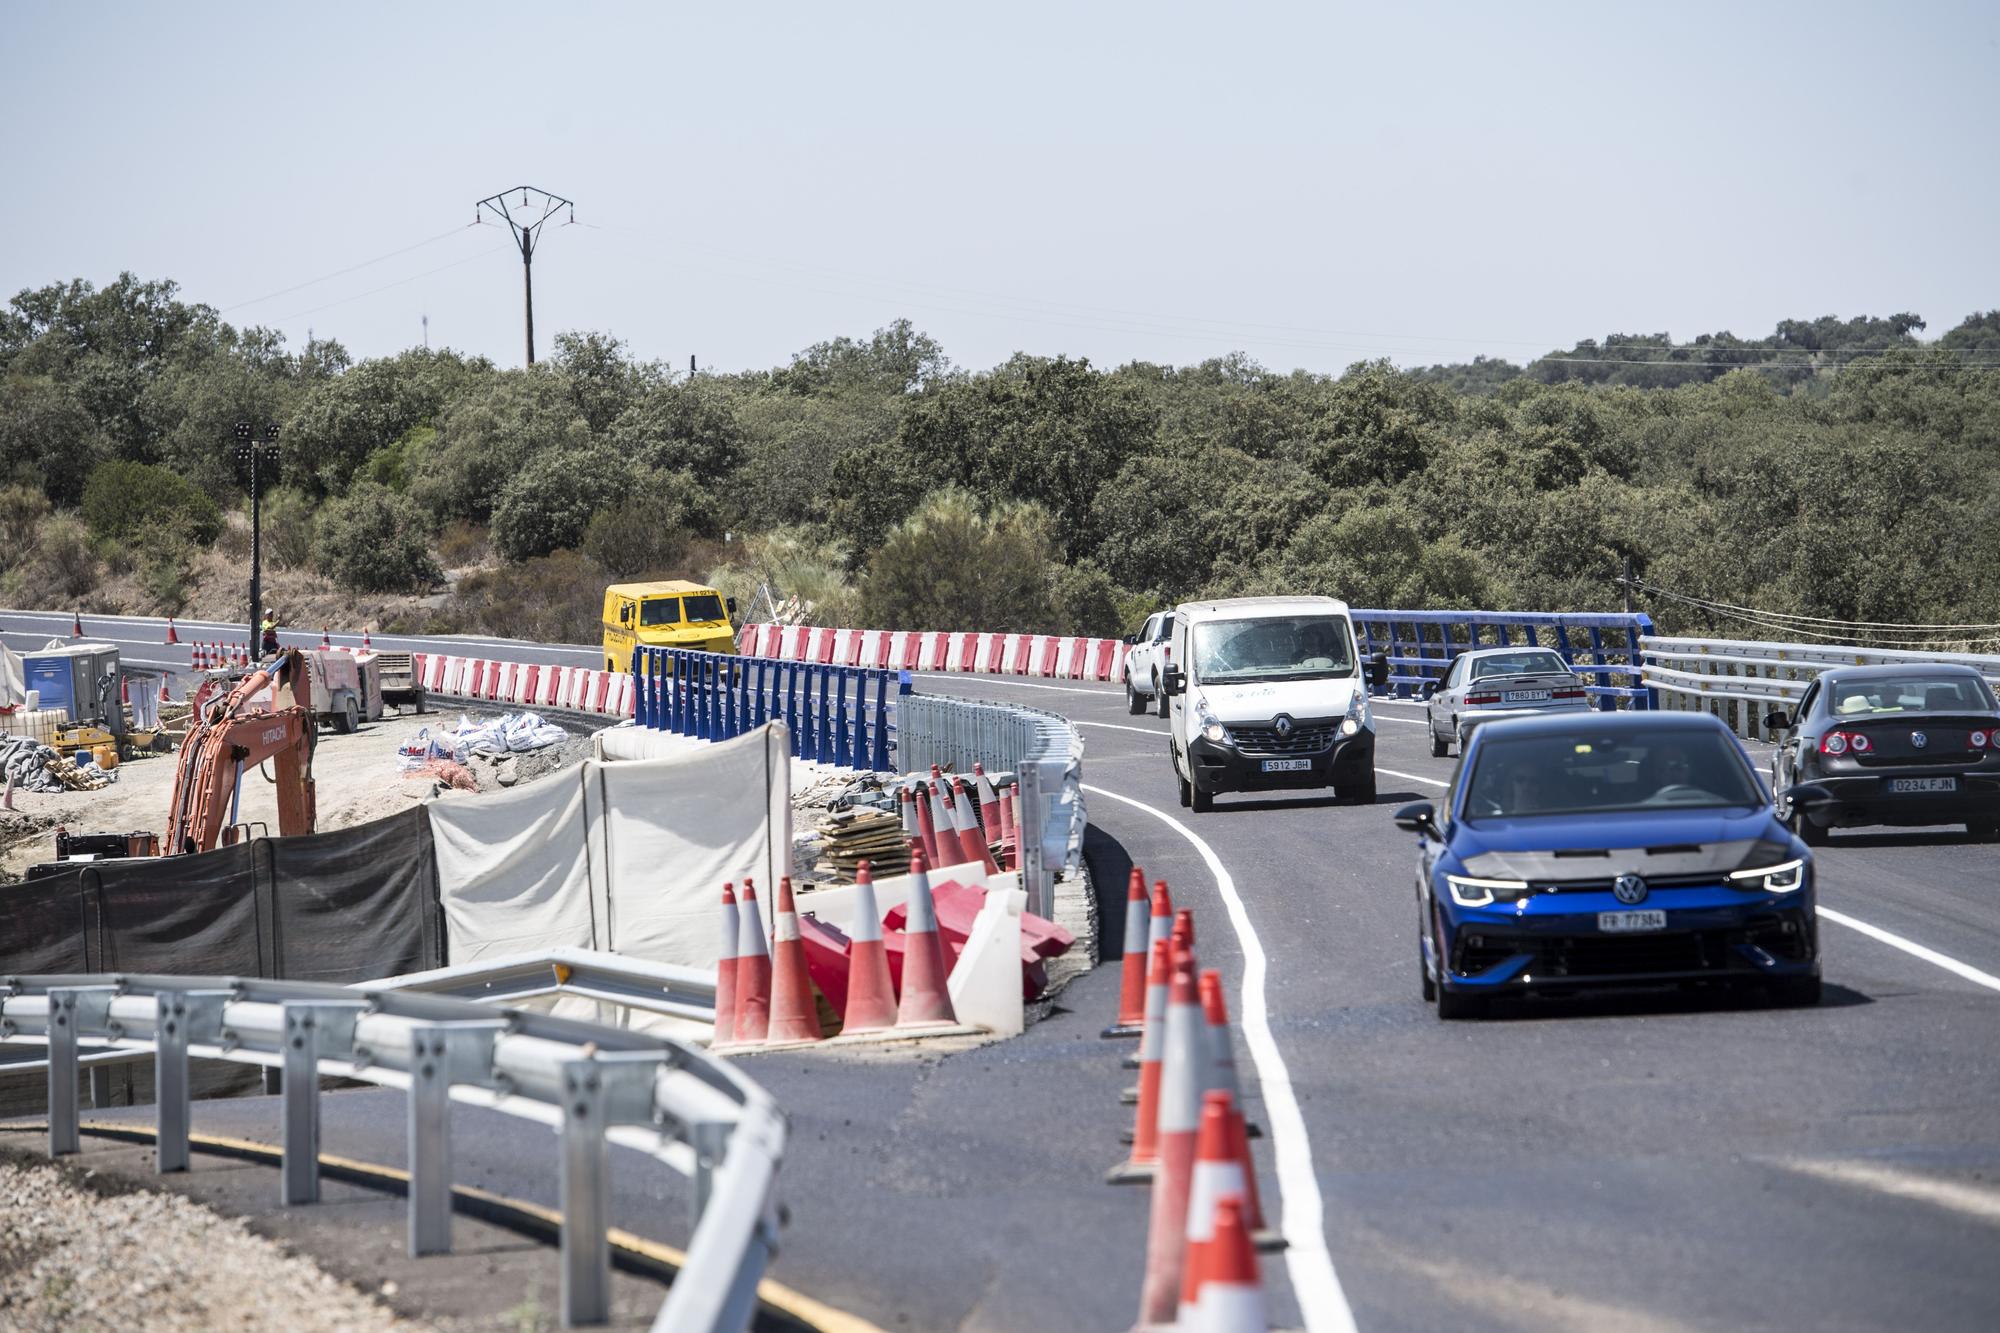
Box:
1422;646;1592;757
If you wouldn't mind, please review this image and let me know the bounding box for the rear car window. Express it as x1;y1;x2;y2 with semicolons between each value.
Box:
1472;651;1569;679
1830;675;1996;715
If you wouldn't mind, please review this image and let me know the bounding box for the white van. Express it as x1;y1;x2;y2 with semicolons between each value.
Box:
1161;595;1387;812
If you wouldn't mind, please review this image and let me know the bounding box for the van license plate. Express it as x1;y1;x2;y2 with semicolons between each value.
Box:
1887;776;1957;794
1598;910;1667;933
1260;758;1310;773
1502;690;1551;703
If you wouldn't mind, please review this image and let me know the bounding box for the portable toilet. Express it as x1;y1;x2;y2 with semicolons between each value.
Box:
21;641;121;726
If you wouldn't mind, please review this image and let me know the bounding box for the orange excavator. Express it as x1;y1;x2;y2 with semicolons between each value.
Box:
162;648;318;854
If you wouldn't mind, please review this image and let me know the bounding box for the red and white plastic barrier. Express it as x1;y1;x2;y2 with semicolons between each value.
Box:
735;622;1130;683
411;653;634;718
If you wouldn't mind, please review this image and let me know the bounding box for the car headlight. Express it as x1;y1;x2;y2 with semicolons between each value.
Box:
1445;874;1531;907
1199;710;1228;744
1340;691;1366;736
1726;858;1807;894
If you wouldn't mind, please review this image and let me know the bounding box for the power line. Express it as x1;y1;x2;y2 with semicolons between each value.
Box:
1632;581;2000;632
1632;581;2000;648
220;226;477;313
270;246;509;323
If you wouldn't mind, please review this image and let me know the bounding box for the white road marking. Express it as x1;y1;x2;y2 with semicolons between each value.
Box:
1071;720;1166;736
1771;1156;2000;1227
1378;767;1449;789
1082;782;1359;1333
1371;715;1428;726
1816;906;2000;993
910;672;1116;696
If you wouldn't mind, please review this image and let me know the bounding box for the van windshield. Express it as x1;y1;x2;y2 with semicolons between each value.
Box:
639;598;681;627
682;593;726;624
1192;616;1356;684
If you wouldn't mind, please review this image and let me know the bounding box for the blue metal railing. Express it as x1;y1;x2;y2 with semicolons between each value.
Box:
1350;609;1656;710
632;647;907;769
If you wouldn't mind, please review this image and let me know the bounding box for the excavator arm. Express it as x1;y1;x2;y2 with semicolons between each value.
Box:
164;651;318;855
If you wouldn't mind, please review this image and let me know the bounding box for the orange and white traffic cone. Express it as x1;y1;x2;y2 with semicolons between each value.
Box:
713;884;741;1047
1102;866;1150;1039
894;849;957;1029
842;861;898;1034
1138;955;1207;1325
1109;937;1174;1184
912;782;942;866
158;680;172;704
362;628;373;651
997;785;1017;870
733;878;772;1045
1190;1196;1267;1332
1174;907;1196;955
898;786;920;854
973;762;1002;843
1199;970;1276;1248
925;781;956;866
321;626;333;648
946;779;999;874
1181;1090;1250;1325
1124;881;1175;1070
766;877;824;1044
163;616;179;644
71;609;82;637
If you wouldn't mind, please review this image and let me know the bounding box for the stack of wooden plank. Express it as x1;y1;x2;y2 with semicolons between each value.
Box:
44;752;111;791
810;805;911;882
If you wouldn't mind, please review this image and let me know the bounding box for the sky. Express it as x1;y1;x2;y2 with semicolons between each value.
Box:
4;1;1997;376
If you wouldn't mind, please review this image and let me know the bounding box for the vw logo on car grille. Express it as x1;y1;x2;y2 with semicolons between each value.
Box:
1612;873;1649;905
1911;730;1928;749
1274;715;1294;737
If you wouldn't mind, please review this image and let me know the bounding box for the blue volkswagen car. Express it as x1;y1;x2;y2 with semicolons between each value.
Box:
1397;711;1823;1019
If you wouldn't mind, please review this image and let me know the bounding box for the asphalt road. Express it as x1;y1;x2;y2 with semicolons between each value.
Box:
14;615;2000;1330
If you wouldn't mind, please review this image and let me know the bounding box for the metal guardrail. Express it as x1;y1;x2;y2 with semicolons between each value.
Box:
895;694;1086;921
1351;609;1656;709
0;971;779;1333
1642;635;2000;739
633;646;903;770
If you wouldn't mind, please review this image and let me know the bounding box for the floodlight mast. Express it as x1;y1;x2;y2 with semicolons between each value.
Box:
474;186;574;365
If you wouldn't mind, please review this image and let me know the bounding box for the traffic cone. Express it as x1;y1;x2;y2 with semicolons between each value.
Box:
1174;907;1196;955
163;616;179;644
321;626;332;649
842;861;898;1034
713;884;740;1047
973;762;1002;844
898;786;920;854
733;878;772;1045
894;849;957;1028
362;628;373;651
945;779;998;874
1102;866;1150;1039
1137;956;1207;1325
766;877;824;1044
925;780;955;865
1181;1090;1250;1325
158;680;172;704
1124;881;1175;1070
1200;971;1275;1246
71;609;82;637
997;786;1017;870
1191;1197;1266;1333
912;782;942;866
1109;937;1173;1184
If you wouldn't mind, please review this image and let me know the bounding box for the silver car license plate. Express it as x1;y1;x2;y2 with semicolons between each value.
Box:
1260;758;1310;773
1598;910;1667;933
1887;776;1958;794
1502;689;1551;703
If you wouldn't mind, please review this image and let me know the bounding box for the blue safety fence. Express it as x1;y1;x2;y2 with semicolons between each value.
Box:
631;646;907;769
1350;609;1657;709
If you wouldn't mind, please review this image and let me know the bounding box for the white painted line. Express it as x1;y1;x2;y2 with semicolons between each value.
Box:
1378;766;1449;789
1372;715;1428;727
1816;906;2000;993
1771;1156;2000;1227
1082;782;1359;1333
909;671;1115;696
1071;720;1166;737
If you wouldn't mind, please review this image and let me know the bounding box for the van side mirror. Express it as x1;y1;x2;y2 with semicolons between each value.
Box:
1123;634;1136;645
1161;666;1186;698
1393;801;1438;837
1367;652;1390;693
1763;709;1791;731
726;597;738;617
620;606;632;624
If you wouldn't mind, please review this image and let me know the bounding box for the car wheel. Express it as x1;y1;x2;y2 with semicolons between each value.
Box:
1126;673;1146;715
1177;771;1192;809
1191;781;1213;813
1770;975;1822;1007
1155;676;1169;719
1430;727;1449;759
1787;803;1829;846
333;697;358;735
1966;816;2000;843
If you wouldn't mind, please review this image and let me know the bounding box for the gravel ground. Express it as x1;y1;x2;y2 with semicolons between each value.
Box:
0;1158;427;1332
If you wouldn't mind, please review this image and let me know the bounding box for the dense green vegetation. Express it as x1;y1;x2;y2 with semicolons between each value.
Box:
3;271;1997;643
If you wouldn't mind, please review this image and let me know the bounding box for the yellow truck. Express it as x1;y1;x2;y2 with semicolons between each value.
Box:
601;581;739;672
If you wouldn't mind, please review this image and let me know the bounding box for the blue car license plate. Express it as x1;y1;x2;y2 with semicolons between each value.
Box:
1260;758;1310;773
1598;910;1667;933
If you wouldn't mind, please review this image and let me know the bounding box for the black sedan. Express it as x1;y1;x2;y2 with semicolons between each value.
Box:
1766;663;2000;843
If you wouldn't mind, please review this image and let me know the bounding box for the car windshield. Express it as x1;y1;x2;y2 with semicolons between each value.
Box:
1829;674;1996;716
682;593;726;623
1472;651;1569;679
1191;615;1356;684
1462;728;1763;819
638;598;681;627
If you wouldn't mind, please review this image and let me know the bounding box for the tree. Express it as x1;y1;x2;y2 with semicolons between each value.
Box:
313;483;441;593
80;460;222;546
489;444;636;563
604;376;746;484
858;489;1060;631
408;369;589;523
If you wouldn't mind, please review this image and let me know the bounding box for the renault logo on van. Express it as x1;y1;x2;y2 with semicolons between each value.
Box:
1274;715;1294;738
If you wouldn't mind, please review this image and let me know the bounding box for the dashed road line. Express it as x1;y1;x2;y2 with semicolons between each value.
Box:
1082;781;1359;1333
1377;766;1449;789
1770;1156;2000;1227
1816;906;2000;993
1071;720;1168;736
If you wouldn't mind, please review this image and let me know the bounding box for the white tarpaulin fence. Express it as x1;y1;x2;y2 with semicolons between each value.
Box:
430;722;793;973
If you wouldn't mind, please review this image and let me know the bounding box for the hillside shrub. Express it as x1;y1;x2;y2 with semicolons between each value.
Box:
449;548;607;646
489;446;634;563
0;486;50;568
313;483;441;593
17;515;99;603
80;460;222;546
262;489;316;568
